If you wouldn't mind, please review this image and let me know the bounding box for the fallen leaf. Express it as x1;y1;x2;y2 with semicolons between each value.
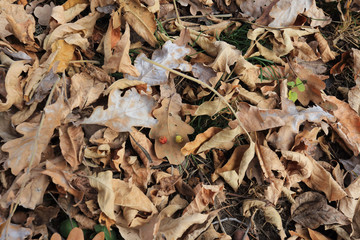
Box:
149;93;194;165
207;41;241;73
282;150;347;201
127;40;191;85
2;95;70;175
183;183;223;215
79;89;157;132
242;199;286;240
121;0;158;47
291;192;350;229
181;127;222;156
88;171;116;220
67;228;84;240
103;23;139;76
323;95;360;155
59;125;84;169
0;217;32;240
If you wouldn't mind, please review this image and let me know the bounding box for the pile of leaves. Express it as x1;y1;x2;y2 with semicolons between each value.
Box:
0;0;360;239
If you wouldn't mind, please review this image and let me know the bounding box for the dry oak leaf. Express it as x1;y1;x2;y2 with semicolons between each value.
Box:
78;89;157;132
2;95;70;175
291;192;350;229
282;151;346;201
120;0;157;47
314;33;336;63
103;23;139;76
323;95;360;155
88;170;116;220
127;40;191;86
230;99;335;150
0;60;29;111
339;175;360;219
149;93;194;165
178;0;213;16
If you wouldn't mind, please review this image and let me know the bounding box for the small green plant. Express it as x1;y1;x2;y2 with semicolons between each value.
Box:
287;77;306;102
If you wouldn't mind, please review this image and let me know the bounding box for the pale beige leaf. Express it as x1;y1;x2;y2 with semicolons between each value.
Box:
194;98;227;117
88;171;115;220
104;79;145;95
233;56;260;90
149;93;194;164
2;95;70;175
67;228;84;240
0;217;32;240
339;176;360;219
79;89;157;132
127;41;191;85
207;41;241;73
314;33;336;62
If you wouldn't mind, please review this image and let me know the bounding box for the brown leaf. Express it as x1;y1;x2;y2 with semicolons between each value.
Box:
92;232;105;240
255;144;286;204
121;0;157;47
2;95;70;175
291;192;350;229
0;217;32;240
67;228;84;240
88;171;116;220
207;41;241;73
323;95;360;155
0;61;29;111
314;33;336;63
59;125;84;169
182;183;224;215
181;127;222;156
149;93;194;165
282;151;346;201
103;23;139;76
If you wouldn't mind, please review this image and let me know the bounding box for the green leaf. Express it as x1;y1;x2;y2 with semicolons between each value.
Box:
59;219;78;238
295;77;305;92
287;81;295;87
288;90;298;102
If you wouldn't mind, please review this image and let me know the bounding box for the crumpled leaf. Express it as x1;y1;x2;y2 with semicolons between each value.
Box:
207;41;241;73
149;93;194;164
183;183;224;215
103;23;139;76
255;144;286;204
2;95;70;175
339;176;360;219
127;40;191;85
0;61;29;112
255;0;331;28
59;125;84;169
88;171;115;220
230;98;335;150
113;179;158;228
78;89;157;132
323;95;360;155
291;192;350;229
282;151;347;201
178;0;212;16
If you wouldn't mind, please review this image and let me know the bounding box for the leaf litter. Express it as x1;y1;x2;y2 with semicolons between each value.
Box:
0;0;360;239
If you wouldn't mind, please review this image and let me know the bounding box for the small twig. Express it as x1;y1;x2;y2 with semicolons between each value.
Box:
48;192;74;228
173;0;181;24
69;60;100;64
212;217;247;226
216;214;227;234
161;14;233;24
129;133;153;163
